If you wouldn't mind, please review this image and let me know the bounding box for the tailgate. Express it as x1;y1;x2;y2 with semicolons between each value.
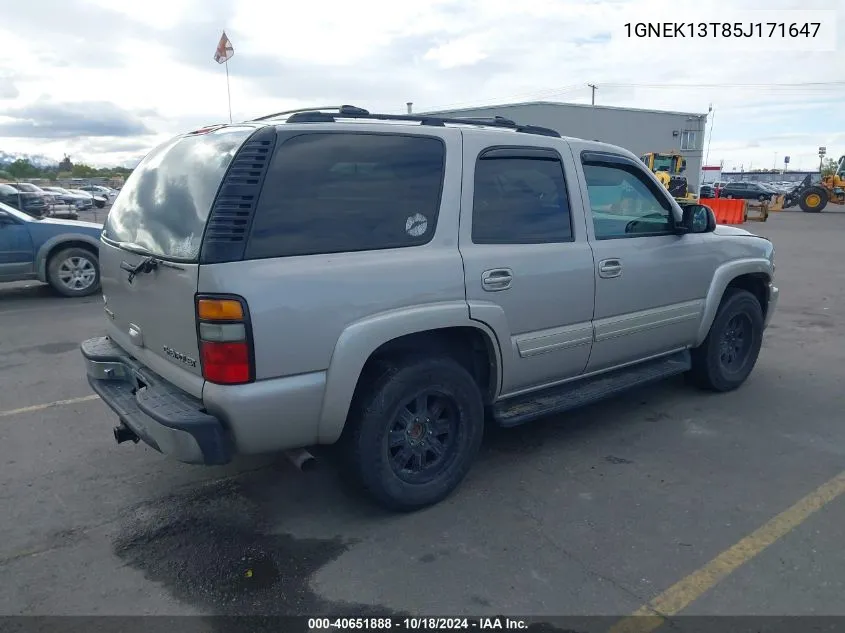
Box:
100;240;205;398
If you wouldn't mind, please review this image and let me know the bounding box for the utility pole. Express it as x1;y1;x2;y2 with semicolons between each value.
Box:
587;83;597;105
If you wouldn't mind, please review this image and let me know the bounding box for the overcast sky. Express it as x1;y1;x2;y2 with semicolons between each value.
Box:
0;0;842;170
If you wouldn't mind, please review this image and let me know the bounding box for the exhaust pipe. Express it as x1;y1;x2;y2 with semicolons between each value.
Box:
284;447;317;471
113;423;139;444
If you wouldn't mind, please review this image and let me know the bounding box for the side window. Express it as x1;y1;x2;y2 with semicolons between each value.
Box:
471;153;573;244
680;129;699;151
245;133;445;259
582;161;674;240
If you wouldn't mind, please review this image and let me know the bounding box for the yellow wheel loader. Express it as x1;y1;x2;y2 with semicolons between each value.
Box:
639;151;697;202
794;155;845;213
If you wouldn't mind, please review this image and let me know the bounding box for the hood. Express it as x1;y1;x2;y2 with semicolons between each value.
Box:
713;224;764;238
40;217;103;230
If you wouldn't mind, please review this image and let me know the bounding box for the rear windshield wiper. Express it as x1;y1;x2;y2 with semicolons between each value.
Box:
117;242;185;282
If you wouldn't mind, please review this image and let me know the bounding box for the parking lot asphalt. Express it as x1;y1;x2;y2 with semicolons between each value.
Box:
1;208;844;628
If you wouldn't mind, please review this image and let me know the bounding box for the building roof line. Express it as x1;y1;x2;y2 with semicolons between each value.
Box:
422;100;708;119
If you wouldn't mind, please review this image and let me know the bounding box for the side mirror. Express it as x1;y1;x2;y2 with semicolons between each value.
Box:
679;204;717;233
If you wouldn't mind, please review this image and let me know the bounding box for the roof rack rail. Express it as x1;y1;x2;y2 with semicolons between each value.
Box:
250;105;369;122
259;104;562;138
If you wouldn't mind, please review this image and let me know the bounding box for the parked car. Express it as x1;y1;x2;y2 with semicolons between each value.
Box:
0;183;49;217
0;201;102;296
80;109;778;511
80;185;117;198
68;189;107;209
699;184;715;199
42;186;81;206
719;181;775;202
710;181;728;197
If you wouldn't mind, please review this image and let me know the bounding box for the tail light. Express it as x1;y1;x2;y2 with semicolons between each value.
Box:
195;296;254;385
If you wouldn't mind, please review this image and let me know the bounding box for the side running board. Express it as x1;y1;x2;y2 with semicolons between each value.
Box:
493;351;692;427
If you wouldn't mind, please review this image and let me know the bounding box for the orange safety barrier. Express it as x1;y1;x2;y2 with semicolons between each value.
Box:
701;198;746;225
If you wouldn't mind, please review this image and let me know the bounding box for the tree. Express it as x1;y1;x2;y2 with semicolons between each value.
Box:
59;154;73;172
6;159;40;179
820;157;840;178
70;163;98;178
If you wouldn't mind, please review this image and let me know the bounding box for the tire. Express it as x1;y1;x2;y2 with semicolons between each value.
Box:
798;186;828;213
47;247;101;297
345;355;485;511
688;288;764;392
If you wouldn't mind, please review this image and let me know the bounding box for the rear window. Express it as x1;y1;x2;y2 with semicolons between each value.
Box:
244;132;445;259
103;126;256;260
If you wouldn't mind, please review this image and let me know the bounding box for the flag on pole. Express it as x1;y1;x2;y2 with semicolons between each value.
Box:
214;31;234;64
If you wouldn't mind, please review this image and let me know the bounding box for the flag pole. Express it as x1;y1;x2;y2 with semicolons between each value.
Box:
224;59;232;123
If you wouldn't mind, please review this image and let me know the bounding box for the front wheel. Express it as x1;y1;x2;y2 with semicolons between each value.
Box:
688;288;764;392
798;186;828;213
47;247;101;297
345;356;485;511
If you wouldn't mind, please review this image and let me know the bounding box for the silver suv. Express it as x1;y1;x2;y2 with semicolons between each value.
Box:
80;106;778;511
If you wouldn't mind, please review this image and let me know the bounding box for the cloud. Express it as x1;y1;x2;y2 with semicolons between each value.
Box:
0;100;154;138
0;76;18;99
0;0;843;169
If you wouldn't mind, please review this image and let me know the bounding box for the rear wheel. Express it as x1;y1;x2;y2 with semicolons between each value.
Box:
798;186;828;213
345;356;485;511
47;247;101;297
688;288;764;392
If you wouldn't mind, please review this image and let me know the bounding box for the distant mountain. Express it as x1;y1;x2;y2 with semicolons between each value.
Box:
0;151;59;169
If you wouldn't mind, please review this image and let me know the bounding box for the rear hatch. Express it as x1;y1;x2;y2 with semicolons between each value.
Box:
99;124;258;398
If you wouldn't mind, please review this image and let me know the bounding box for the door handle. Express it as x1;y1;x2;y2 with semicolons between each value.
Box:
481;268;513;291
598;259;622;278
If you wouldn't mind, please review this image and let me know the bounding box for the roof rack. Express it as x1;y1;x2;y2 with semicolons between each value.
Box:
250;106;349;122
250;104;561;138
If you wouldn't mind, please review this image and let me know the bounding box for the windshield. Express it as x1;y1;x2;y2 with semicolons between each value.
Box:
651;156;675;173
14;183;43;192
103;125;256;260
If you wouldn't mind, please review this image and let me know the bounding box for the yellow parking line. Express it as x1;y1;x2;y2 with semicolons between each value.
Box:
609;469;845;633
0;394;100;418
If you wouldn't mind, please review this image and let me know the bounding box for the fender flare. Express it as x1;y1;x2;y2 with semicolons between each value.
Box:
695;258;772;345
316;301;502;444
35;234;101;282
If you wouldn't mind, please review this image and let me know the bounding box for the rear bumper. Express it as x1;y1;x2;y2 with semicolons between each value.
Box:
80;336;233;465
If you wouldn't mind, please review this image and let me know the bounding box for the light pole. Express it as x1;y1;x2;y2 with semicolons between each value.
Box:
704;104;714;167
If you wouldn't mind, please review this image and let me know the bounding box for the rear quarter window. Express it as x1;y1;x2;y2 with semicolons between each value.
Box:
244;132;446;259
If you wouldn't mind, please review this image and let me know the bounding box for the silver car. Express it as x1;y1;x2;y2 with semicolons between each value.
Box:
80;106;778;511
